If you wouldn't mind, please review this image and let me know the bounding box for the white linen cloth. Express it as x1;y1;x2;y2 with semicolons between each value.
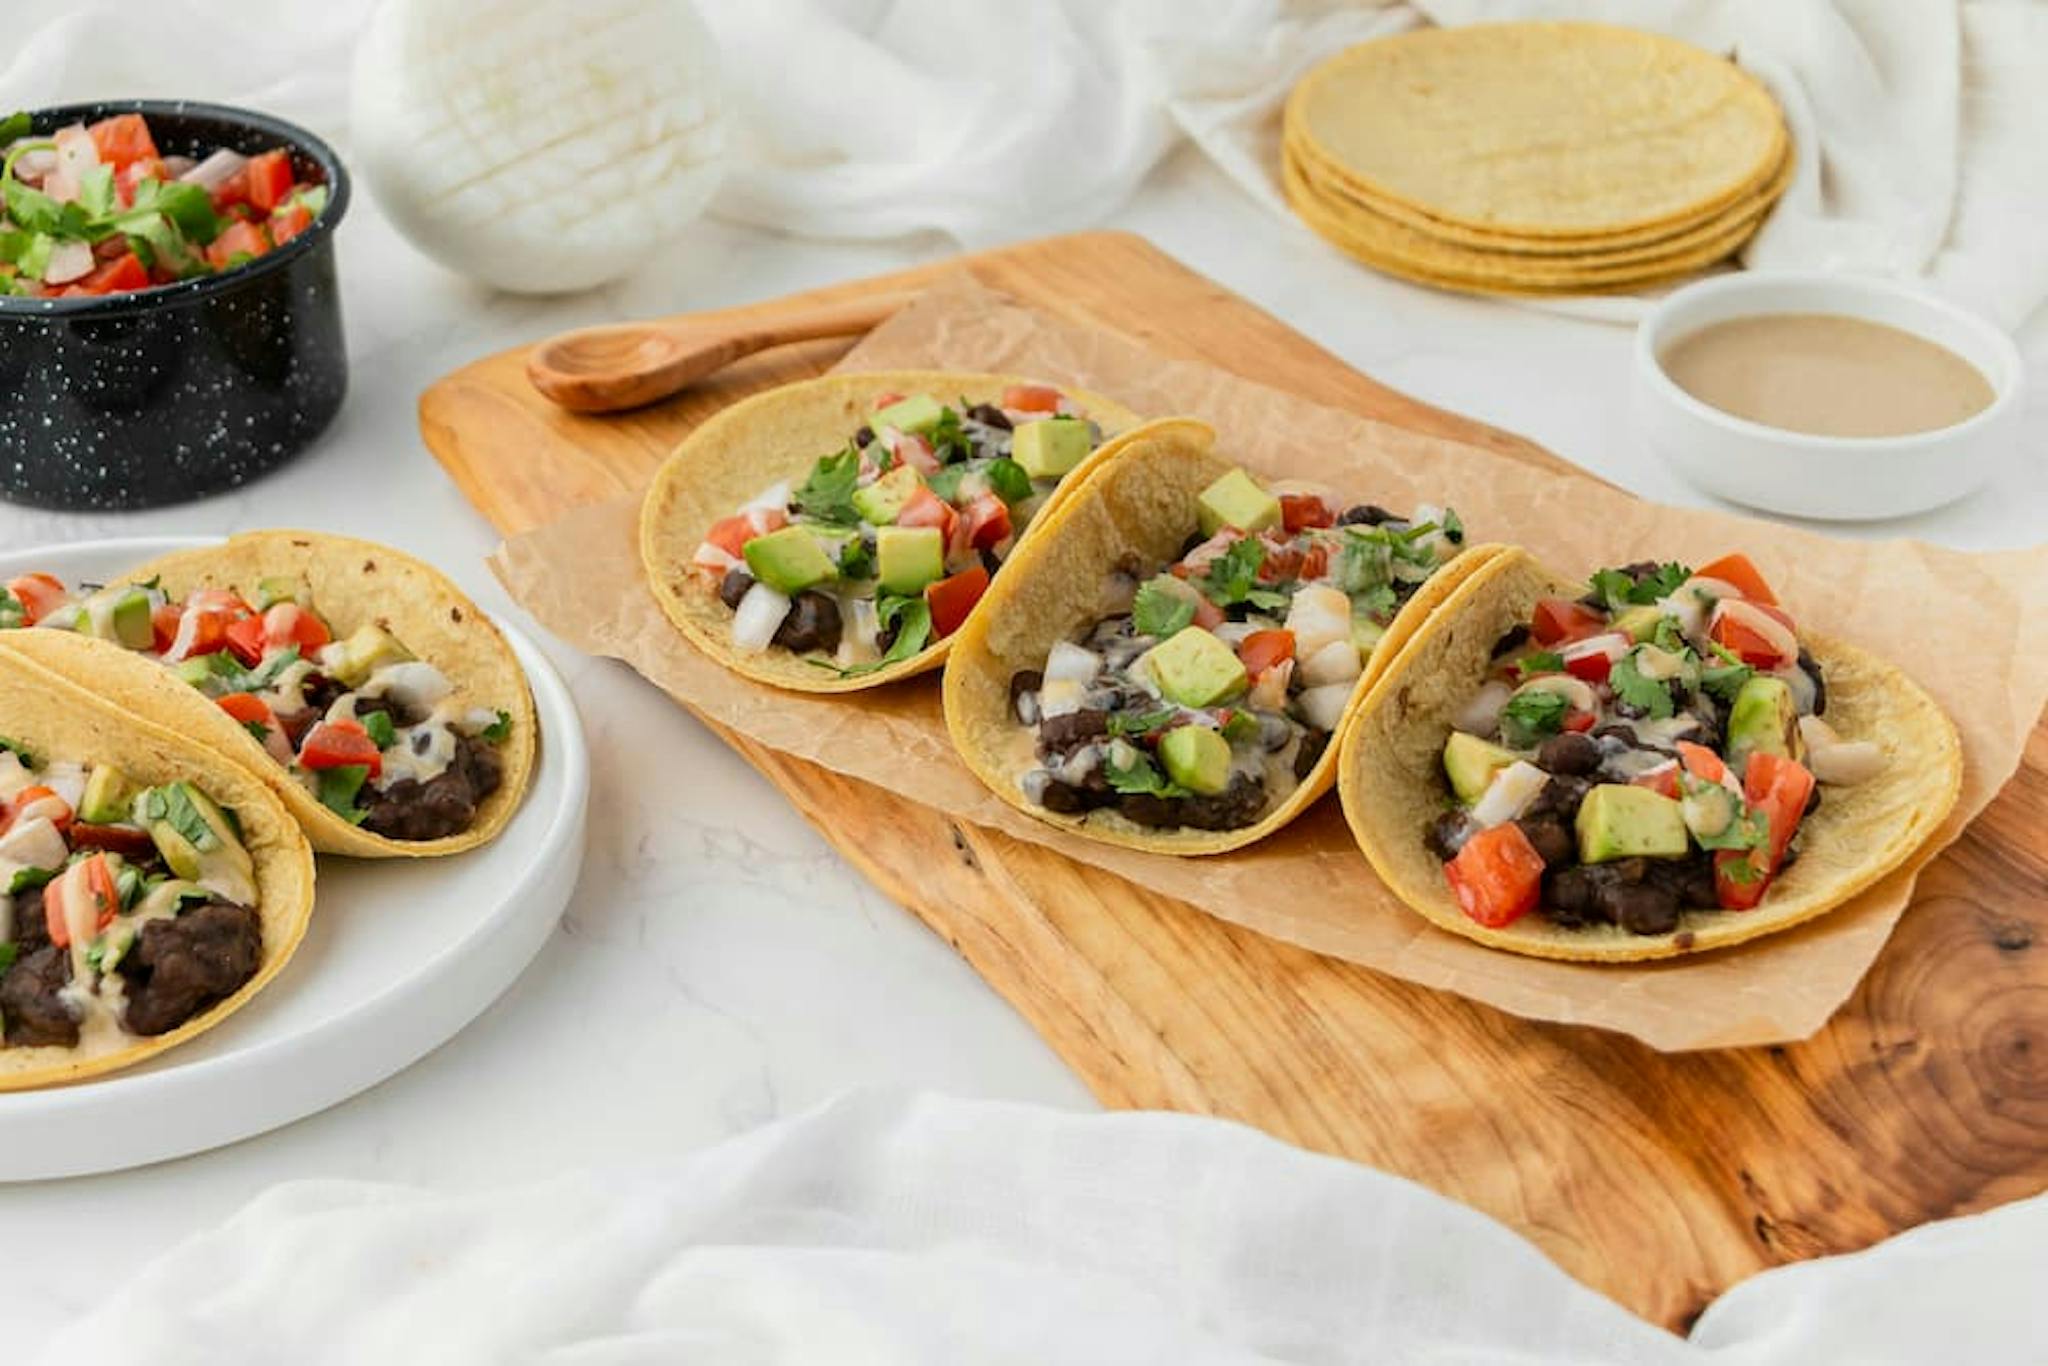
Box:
33;1090;2048;1363
4;0;2042;324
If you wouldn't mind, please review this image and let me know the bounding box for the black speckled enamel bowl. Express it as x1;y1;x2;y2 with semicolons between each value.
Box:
0;100;349;510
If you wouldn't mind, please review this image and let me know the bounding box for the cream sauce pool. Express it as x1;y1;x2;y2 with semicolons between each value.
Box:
1660;313;1995;438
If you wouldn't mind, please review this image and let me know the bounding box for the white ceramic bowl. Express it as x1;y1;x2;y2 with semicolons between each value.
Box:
1633;272;2024;520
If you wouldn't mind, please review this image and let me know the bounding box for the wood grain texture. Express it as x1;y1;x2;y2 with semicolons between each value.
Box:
420;231;2048;1330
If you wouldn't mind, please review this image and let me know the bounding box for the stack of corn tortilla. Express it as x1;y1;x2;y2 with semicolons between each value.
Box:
1282;22;1791;297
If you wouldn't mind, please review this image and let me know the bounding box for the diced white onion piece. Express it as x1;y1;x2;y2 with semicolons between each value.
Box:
40;762;86;810
1659;575;1742;638
1045;641;1100;686
1038;678;1086;719
0;816;68;870
53;124;97;174
1179;529;1241;574
13;147;56;180
693;542;739;573
730;582;790;652
1297;682;1353;732
847;598;880;656
1211;621;1258;647
1248;658;1292;713
1798;716;1886;785
370;662;455;712
1286;584;1351;657
1453;680;1513;737
0;752;32;801
741;481;790;515
1711;599;1798;666
1299;639;1361;688
180;148;248;192
1470;760;1549;828
1560;632;1630;666
1514;674;1597;715
42;240;94;285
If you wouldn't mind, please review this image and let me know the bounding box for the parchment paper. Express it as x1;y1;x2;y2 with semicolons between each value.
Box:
492;276;2048;1051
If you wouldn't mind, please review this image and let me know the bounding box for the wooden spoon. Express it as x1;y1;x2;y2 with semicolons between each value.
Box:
526;292;923;414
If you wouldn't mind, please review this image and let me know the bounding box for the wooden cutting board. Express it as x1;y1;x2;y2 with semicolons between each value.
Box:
420;231;2048;1331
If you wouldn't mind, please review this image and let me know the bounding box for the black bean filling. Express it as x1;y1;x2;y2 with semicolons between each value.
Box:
361;733;505;842
2;887;263;1048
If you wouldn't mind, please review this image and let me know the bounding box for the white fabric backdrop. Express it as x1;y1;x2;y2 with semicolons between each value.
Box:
5;0;2043;324
33;1090;2048;1364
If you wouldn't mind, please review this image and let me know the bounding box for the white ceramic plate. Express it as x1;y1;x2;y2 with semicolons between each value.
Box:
0;537;588;1181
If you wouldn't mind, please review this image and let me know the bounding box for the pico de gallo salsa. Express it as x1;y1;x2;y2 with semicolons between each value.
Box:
1428;553;1887;935
1009;467;1465;832
0;110;328;299
695;385;1109;674
2;572;510;842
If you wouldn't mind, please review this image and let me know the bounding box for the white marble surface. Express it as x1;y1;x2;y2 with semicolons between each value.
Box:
4;146;2044;1344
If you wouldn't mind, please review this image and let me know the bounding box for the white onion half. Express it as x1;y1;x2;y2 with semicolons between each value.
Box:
351;0;729;294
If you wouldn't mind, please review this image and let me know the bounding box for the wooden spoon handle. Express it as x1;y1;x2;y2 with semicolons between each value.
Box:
526;291;922;414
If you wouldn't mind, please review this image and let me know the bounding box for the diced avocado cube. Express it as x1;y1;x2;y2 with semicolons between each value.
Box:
1443;731;1520;805
1726;675;1800;768
1196;468;1282;538
1575;784;1690;863
328;624;415;688
1160;724;1232;796
1145;626;1247;709
1351;611;1387;658
173;657;219;688
103;587;155;650
256;574;309;610
743;525;840;596
877;526;945;596
873;393;946;436
1011;417;1093;480
78;764;136;824
851;465;922;526
139;782;256;906
1610;604;1666;643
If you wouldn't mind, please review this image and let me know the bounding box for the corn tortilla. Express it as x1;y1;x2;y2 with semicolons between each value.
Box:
944;417;1503;855
1287;23;1787;239
1;532;537;859
1337;548;1963;962
0;646;316;1090
639;371;1139;693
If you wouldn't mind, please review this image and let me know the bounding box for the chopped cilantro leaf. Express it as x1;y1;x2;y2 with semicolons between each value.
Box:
1516;650;1564;679
78;164;115;218
0;942;13;975
0;112;30;144
482;710;514;743
1131;577;1194;639
1651;615;1689;655
0;734;37;769
1220;710;1262;744
927;406;971;463
1610;652;1676;720
812;596;933;678
1199;538;1266;607
1499;690;1567;749
1589;562;1691;609
837;536;875;581
984;457;1034;505
924;465;966;502
1351;582;1397;624
316;765;371;824
240;720;271;744
362;710;397;750
1103;745;1186;798
1701;661;1754;705
141;784;219;851
7;865;53;896
1441;507;1465;545
1107;708;1180;739
793;446;862;525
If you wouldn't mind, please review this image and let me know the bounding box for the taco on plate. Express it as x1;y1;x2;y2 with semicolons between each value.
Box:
0;644;314;1090
1338;546;1962;960
0;532;536;858
944;417;1497;854
638;372;1139;691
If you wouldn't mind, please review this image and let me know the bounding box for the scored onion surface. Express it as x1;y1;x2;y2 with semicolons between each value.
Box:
352;0;727;293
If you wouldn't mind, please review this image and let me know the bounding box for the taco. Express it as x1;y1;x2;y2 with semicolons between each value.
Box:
0;532;537;858
1338;546;1962;960
944;417;1499;854
0;645;315;1090
639;372;1139;692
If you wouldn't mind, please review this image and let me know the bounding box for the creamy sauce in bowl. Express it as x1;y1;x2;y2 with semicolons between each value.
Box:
1660;313;1996;438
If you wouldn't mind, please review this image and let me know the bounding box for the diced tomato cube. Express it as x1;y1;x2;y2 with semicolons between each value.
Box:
45;853;118;950
115;157;164;208
6;573;69;626
1000;385;1063;413
1709;601;1797;669
1530;597;1607;647
299;719;383;778
1562;710;1597;733
704;512;784;559
962;493;1012;551
896;485;959;546
151;602;184;653
244;150;294;212
1713;753;1815;910
206;220;271;270
1279;494;1334;532
269;201;314;245
217;692;277;729
2;785;72;838
1237;629;1295;679
869;390;905;411
1257;541;1304;583
263;601;331;655
1192;596;1225;631
86;114;159;170
223;615;269;667
925;566;990;639
1443;822;1545;928
1632;763;1680;800
1675;741;1729;785
1562;650;1612;684
1694;553;1777;606
889;432;940;477
79;251;149;297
